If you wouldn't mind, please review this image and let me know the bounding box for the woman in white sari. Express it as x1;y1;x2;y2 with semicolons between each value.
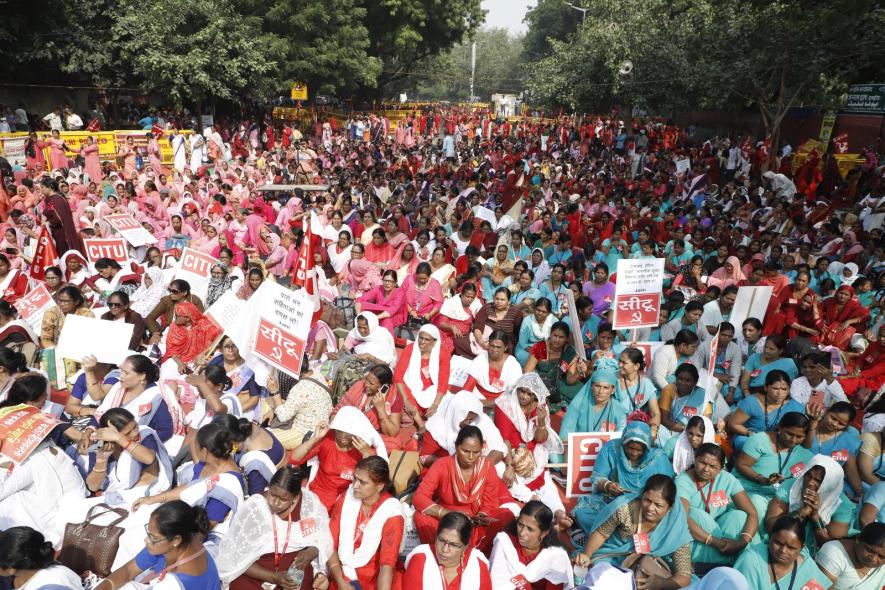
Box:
0;526;82;590
327;230;353;274
331;312;396;367
217;466;333;590
130;267;167;319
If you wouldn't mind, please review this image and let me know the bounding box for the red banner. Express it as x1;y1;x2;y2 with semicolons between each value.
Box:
566;432;620;497
28;225;58;281
0;405;61;464
252;317;306;376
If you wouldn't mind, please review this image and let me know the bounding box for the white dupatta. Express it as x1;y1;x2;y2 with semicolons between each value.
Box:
439;293;480;322
489;532;574;589
347;312;396;366
337;486;404;580
107;425;173;498
216;491;333;584
672;416;715;475
424;391;507;457
403;324;442;408
468;352;522;398
404;544;487;590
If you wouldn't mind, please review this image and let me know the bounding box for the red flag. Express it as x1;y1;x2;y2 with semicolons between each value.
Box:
291;214;322;324
29;225;58;281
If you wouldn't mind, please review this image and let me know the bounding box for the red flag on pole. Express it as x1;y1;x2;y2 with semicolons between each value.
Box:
291;214;322;324
29;225;58;281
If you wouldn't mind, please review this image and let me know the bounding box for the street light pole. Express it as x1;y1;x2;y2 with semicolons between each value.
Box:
470;41;476;102
563;1;588;22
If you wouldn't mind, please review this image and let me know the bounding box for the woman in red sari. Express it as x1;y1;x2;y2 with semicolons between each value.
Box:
765;270;818;337
364;228;395;265
327;456;404;590
783;291;822;341
413;425;516;553
402;512;492;590
334;364;416;452
394;324;450;419
820;285;870;350
434;284;480;358
840;324;885;398
161;301;222;373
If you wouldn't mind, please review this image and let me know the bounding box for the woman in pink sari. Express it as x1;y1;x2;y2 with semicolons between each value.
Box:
364;228;395;265
146;132;163;175
343;243;382;295
47;130;69;171
80;136;103;182
357;269;407;334
241;212;271;257
214;230;246;267
401;262;444;323
118;136;138;177
263;232;288;278
708;255;746;289
383;218;409;250
25;132;46;170
274;196;303;230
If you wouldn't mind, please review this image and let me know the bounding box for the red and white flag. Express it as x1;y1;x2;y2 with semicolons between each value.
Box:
29;225;58;281
291;212;322;324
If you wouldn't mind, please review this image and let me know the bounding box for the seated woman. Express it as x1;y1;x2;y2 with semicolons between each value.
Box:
727;369;807;452
575;475;693;589
462;330;523;406
791;350;848;408
659;363;715;446
0;526;82;590
356;269;407;335
489;501;574;589
815;522;885;590
515;297;553;365
480;244;517;304
434;283;481;358
327;311;396;403
214;414;284;496
266;364;334;451
326;456;404;590
559;368;627;446
649;329;700;391
183;364;244;435
572;421;674;535
0;299;38;349
820;284;870;349
288;406;386;512
738;334;798;402
40;285;94;388
160;301;223;381
336;364;414;452
206;336;263;419
494;373;571;529
100;291;146;352
615;347;662;433
132;422;246;559
217;466;333;590
403;511;492;589
765;455;854;554
734;516;829;590
98;501;220;590
859;430;885;492
0;348;31;403
88;354;183;444
860;481;885;528
401;261;444;324
524;321;581;410
421;390;507;468
87;257;142;304
394;325;450;419
473;288;524;354
733;412;815;525
804;402;863;499
667;415;716;474
413;425;517;552
675;443;758;567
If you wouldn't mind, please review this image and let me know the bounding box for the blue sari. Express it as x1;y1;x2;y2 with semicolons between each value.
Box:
670;386;709;428
732;395;807;451
574;421;674;534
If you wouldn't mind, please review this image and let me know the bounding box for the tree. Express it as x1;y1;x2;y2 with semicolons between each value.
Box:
522;0;580;61
364;0;485;95
113;0;277;107
239;0;381;96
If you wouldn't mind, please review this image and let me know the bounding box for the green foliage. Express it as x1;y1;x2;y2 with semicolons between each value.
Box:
522;0;579;61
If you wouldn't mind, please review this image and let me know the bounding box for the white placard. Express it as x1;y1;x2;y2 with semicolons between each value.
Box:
675;157;691;175
1;138;28;167
56;315;135;365
729;286;773;332
612;258;665;330
564;289;586;360
204;291;247;334
248;283;314;377
14;284;56;337
104;213;158;247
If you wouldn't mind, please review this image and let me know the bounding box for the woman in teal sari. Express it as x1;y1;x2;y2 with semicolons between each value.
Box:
559;368;627;441
764;455;854;555
572;420;674;535
734;412;815;527
659;363;714;448
734;516;830;590
675;443;759;566
576;475;694;589
515;297;552;365
738;334;798;399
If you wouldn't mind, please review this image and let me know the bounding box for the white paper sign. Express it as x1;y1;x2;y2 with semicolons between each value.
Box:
0;138;28;167
174;248;219;301
104;213;158;247
675;158;691;175
729;286;773;332
612;258;665;330
564;289;586;360
56;315;135;365
249;284;314;377
204;291;247;334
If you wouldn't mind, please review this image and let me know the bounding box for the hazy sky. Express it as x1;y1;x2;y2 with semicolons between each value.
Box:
481;0;533;34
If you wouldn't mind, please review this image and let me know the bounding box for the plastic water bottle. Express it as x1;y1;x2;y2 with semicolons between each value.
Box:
285;564;304;589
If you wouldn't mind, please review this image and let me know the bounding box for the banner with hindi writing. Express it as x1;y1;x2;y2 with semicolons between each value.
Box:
612;258;664;330
0;405;60;464
14;284;56;337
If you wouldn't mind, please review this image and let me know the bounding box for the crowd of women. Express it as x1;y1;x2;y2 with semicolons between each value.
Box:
0;104;883;590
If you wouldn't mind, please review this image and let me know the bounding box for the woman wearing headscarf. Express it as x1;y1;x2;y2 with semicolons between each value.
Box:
515;297;553;365
667;415;716;475
435;283;481;358
572;421;674;536
262;232;288;278
675;442;758;567
288;406;387;511
480;243;516;304
558;369;628;450
130;267;166;318
205;262;234;307
394;324;450;419
527;248;551;288
708;255;746;289
420;390;507;467
821;284;870;349
575;475;694;589
494;374;571;528
735;516;829;590
161;300;223;378
325;312;396;404
764;455;854;554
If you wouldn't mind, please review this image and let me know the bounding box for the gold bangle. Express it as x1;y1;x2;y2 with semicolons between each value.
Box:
704;534;712;545
740;532;753;542
92;467;106;473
